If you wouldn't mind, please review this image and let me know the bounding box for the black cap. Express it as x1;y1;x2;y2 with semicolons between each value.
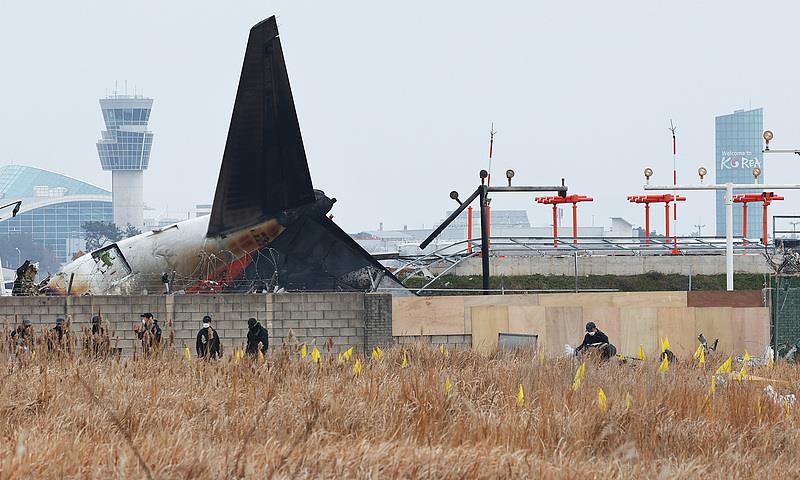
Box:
202;315;212;322
141;313;153;319
56;317;64;325
91;316;101;324
247;318;257;328
586;322;596;332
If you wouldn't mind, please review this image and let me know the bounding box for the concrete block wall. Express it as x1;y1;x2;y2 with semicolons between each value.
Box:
0;293;394;356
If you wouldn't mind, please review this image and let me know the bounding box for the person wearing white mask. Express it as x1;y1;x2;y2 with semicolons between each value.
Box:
576;322;611;357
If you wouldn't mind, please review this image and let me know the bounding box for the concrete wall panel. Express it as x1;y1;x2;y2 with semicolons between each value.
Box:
619;308;658;359
391;296;467;336
470;305;509;354
656;307;697;359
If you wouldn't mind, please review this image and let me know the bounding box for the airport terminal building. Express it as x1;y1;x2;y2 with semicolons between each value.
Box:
0;165;112;264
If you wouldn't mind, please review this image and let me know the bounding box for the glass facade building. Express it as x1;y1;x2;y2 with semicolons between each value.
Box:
0;165;112;264
715;108;763;237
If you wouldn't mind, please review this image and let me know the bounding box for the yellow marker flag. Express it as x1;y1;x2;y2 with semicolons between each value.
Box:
300;344;307;358
693;344;703;359
660;337;670;353
258;349;265;363
743;350;751;365
401;351;408;369
716;357;732;375
234;349;241;365
768;354;774;370
337;352;345;364
539;350;545;366
353;358;362;376
598;388;608;412
311;346;321;364
344;347;353;362
737;364;746;383
710;375;716;396
445;377;453;394
439;344;449;357
371;346;383;361
624;392;633;412
572;362;586;391
31;350;36;361
658;355;669;373
699;348;705;367
637;344;646;361
786;398;791;418
184;346;191;361
517;384;525;407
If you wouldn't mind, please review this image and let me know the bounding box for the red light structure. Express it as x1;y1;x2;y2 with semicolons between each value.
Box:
732;192;784;244
535;194;593;247
627;194;686;247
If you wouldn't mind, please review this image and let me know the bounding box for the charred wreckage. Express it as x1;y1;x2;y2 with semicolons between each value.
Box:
15;17;408;297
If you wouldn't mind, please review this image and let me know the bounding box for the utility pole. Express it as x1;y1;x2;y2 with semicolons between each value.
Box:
693;220;705;237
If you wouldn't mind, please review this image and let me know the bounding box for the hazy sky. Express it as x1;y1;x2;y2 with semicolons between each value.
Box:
2;1;799;234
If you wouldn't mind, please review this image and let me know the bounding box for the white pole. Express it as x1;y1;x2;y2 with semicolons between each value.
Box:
725;183;734;291
0;256;5;296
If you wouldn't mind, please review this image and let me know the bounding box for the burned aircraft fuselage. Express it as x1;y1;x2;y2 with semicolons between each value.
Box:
46;191;403;295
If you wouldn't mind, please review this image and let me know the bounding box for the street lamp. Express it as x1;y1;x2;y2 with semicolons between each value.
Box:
15;247;21;266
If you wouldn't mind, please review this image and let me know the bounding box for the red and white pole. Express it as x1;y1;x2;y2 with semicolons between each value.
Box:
467;206;473;254
671;121;679;254
487;125;495;250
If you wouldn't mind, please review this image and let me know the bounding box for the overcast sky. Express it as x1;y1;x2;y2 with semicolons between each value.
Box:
2;1;799;234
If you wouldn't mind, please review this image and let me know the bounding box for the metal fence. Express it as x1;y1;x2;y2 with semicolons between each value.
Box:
770;275;800;359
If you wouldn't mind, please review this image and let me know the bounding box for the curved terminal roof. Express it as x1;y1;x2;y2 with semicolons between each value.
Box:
0;165;110;201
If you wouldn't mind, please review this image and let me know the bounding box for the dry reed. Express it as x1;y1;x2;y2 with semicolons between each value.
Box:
0;340;798;478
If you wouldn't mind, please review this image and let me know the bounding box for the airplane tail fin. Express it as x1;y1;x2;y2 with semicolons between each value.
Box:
208;16;315;237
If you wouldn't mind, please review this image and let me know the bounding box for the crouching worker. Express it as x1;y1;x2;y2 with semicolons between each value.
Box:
196;315;221;360
576;321;617;360
246;317;269;357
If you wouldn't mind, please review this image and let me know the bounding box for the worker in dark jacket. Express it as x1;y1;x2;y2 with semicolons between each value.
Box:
135;312;162;355
47;317;65;352
11;318;34;357
246;317;269;356
196;315;221;359
576;321;615;359
11;318;33;344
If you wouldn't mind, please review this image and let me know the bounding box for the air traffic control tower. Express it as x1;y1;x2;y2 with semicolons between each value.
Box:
96;94;153;230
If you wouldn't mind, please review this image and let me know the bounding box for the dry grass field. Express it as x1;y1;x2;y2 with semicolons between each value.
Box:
1;338;799;479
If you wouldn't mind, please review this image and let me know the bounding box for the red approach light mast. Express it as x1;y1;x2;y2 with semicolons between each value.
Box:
535;195;593;247
627;194;686;246
485;124;496;252
669;120;679;255
732;192;784;245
